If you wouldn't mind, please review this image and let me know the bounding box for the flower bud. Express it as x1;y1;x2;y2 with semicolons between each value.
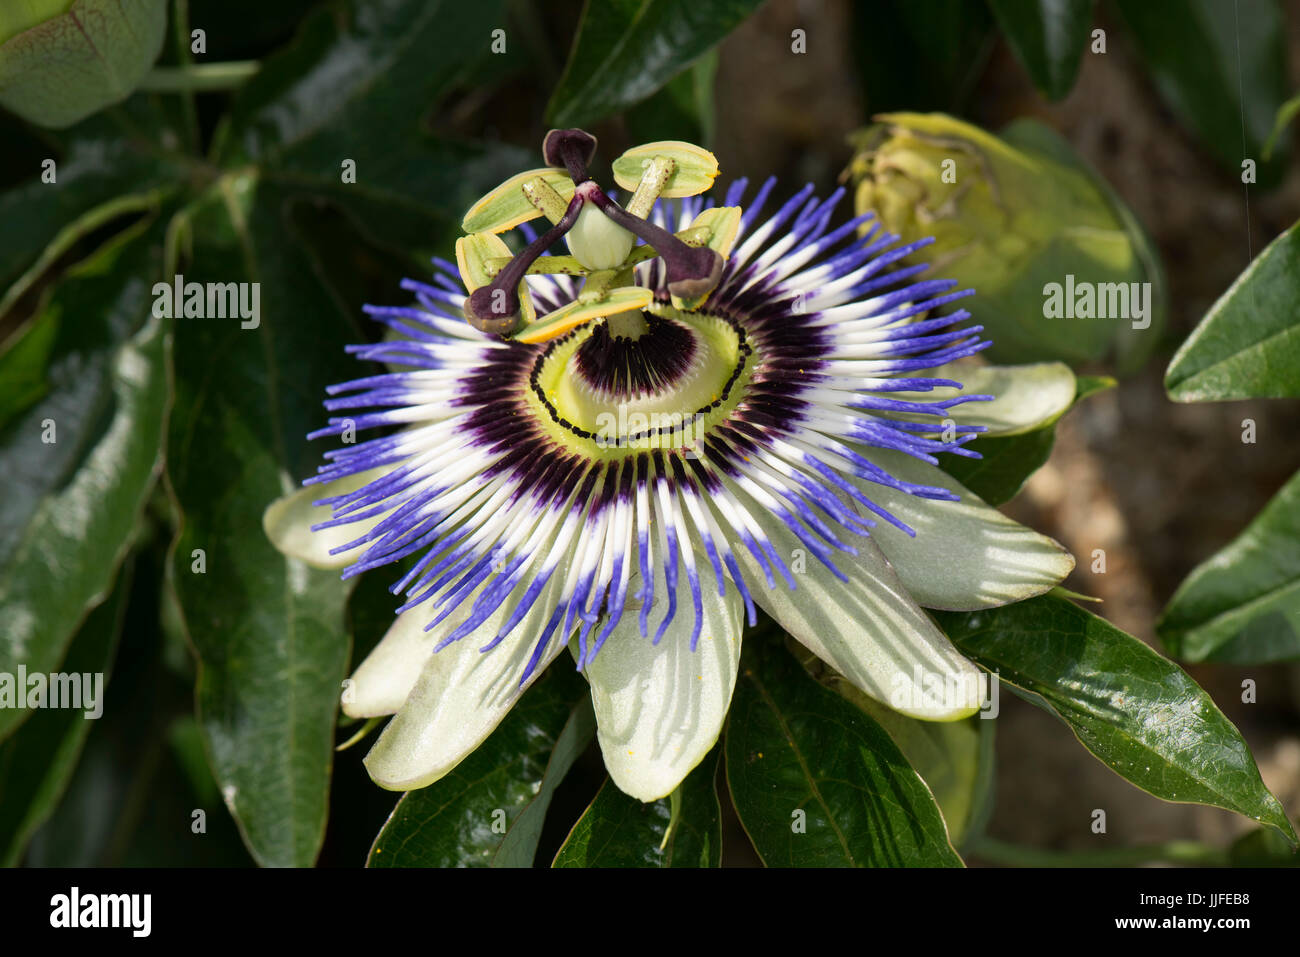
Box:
0;0;166;128
846;112;1164;369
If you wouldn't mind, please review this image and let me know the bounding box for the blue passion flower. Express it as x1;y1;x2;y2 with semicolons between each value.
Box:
264;131;1074;801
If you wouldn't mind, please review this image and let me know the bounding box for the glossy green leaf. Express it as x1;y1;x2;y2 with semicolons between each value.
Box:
166;181;362;867
942;372;1113;505
0;304;57;429
1165;219;1300;401
0;557;130;866
942;422;1057;507
24;541;254;867
625;51;718;147
791;640;995;848
988;0;1093;101
368;667;592;868
547;0;763;129
215;0;527;260
1159;468;1300;663
1229;826;1300;866
846;692;985;848
0;97;190;307
553;747;722;867
0;216;169;743
1114;0;1288;183
935;595;1297;842
724;634;963;867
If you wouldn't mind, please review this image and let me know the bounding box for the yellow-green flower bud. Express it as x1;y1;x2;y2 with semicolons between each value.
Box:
846;112;1164;369
0;0;166;128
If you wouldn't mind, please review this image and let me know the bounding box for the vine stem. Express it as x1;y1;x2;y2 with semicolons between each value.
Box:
137;61;261;93
967;836;1229;868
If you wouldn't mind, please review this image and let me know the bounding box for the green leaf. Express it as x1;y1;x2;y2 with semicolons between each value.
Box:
214;0;527;260
1263;90;1300;160
987;0;1093;101
935;595;1297;842
0;215;169;743
490;692;596;867
1165;219;1300;401
368;667;592;868
1159;468;1300;663
166;179;362;867
850;0;995;114
1114;0;1288;184
942;423;1057;507
0;556;130;866
846;694;985;848
547;0;763;129
625;51;718;147
724;633;964;867
24;541;254;867
553;747;722;867
0;98;190;311
789;640;996;848
942;371;1113;505
0;304;58;429
1229;826;1300;866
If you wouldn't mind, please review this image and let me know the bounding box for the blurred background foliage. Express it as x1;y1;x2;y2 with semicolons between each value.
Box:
0;0;1298;867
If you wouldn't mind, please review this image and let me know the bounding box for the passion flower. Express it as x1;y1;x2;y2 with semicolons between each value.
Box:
265;131;1074;802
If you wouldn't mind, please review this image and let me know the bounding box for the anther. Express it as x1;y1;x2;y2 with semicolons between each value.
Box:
587;190;724;302
465;195;585;335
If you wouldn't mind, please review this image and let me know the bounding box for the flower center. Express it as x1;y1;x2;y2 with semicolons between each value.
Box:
526;306;752;456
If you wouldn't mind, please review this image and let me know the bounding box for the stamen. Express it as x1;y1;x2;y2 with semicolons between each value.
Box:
464;195;584;334
587;189;724;302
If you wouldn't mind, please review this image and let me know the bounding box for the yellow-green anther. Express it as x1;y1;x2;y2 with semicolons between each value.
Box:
675;225;714;247
625;156;677;219
461;167;576;234
488;254;590;277
612;141;720;198
523;176;571;225
512;286;654;344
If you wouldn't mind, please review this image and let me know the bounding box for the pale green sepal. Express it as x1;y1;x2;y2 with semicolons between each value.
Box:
898;361;1077;436
262;468;389;570
856;449;1075;611
362;575;571;791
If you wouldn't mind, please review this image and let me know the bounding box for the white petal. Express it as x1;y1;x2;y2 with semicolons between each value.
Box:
262;468;389;569
362;574;569;791
724;481;982;720
857;449;1075;611
585;565;743;802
